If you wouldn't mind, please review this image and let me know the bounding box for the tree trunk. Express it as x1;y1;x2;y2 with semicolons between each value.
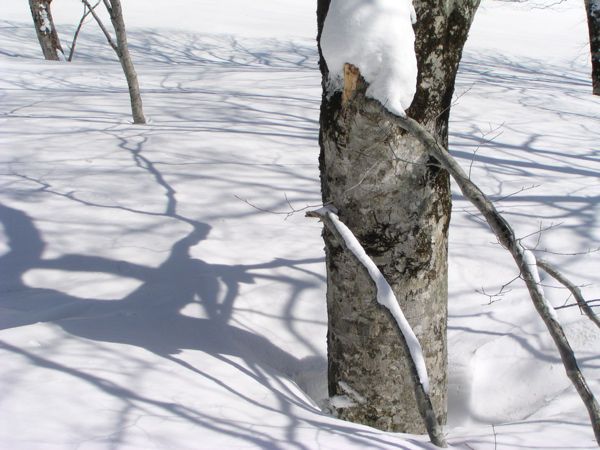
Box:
104;0;146;124
585;0;600;95
317;0;479;433
29;0;64;61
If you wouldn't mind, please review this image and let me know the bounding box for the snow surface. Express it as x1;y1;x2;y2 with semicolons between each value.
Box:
321;207;430;394
1;0;599;449
320;0;418;116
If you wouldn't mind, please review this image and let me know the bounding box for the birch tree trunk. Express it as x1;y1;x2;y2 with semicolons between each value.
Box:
103;0;146;124
317;0;479;433
585;0;600;95
29;0;64;61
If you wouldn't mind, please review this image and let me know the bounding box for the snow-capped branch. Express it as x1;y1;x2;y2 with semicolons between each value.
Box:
306;206;447;448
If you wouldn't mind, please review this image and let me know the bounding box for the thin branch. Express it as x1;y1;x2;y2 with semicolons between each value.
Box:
556;299;600;310
477;274;520;304
495;184;540;202
234;194;327;220
518;222;562;242
467;124;504;180
68;0;100;62
534;247;600;257
81;0;119;55
537;259;600;330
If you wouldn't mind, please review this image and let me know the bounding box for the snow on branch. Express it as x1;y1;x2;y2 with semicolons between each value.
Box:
306;206;447;448
310;206;430;393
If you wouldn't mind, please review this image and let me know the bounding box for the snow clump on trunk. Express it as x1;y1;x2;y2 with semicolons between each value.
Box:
320;0;418;117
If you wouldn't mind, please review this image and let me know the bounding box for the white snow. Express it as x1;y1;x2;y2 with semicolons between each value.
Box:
322;207;431;394
320;0;418;116
38;4;52;34
0;0;599;448
522;247;559;321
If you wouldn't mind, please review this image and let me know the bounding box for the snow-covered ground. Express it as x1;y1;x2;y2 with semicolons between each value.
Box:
1;0;598;448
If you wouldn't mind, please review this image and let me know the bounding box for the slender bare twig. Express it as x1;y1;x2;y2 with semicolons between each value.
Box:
234;194;327;219
555;299;600;310
81;0;118;54
495;184;540;202
537;259;600;330
68;0;100;61
534;247;600;257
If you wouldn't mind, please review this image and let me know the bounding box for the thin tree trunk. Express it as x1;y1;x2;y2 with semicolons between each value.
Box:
585;0;600;95
317;0;479;433
104;0;146;124
29;0;64;61
68;1;100;62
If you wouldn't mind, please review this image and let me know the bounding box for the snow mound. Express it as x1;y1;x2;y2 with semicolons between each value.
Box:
320;0;418;116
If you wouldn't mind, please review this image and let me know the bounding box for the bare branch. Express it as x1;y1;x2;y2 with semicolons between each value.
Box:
495;184;540;202
68;0;100;61
477;274;520;304
537;259;600;330
81;0;118;55
386;107;600;445
235;194;326;220
556;299;600;310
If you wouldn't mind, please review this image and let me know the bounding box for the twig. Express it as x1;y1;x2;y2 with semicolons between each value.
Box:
68;0;100;61
81;0;119;55
537;259;600;330
495;184;540;202
555;299;600;310
477;274;520;304
234;194;326;220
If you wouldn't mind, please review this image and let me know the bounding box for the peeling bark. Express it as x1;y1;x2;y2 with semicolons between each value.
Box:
316;0;480;434
29;0;64;61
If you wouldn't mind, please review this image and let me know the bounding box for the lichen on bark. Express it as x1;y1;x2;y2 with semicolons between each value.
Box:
317;0;480;433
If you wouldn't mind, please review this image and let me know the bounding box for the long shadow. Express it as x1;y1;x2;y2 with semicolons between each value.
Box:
0;202;430;449
0;113;330;449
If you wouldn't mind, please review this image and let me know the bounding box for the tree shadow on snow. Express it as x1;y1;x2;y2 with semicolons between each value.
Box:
0;125;430;449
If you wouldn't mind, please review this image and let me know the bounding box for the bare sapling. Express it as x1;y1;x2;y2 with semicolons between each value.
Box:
82;0;146;124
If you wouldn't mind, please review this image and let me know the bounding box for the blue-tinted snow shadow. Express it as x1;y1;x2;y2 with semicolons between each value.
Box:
0;126;425;449
446;52;600;428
